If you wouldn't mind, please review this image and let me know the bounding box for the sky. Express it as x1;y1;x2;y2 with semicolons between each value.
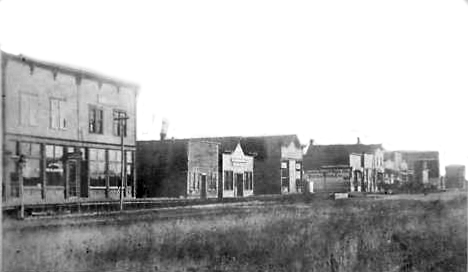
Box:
1;0;467;176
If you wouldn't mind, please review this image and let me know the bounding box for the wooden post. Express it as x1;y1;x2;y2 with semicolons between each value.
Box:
114;113;128;211
18;159;24;219
120;116;124;211
0;46;3;271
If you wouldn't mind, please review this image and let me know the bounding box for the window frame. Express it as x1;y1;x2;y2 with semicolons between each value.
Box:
19;92;39;127
224;170;234;191
113;110;127;137
89;105;104;134
89;148;106;188
49;97;67;130
45;144;65;187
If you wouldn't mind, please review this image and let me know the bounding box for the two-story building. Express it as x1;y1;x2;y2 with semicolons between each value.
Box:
1;51;138;205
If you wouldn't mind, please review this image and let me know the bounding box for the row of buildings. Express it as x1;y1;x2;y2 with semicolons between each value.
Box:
1;51;465;205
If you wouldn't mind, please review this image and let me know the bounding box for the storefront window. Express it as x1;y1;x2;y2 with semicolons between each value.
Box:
224;171;233;190
89;148;106;187
45;145;64;186
21;142;42;187
108;150;122;187
126;151;133;186
244;171;253;190
208;172;217;191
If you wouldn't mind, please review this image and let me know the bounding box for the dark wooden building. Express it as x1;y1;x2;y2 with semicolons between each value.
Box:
137;139;219;199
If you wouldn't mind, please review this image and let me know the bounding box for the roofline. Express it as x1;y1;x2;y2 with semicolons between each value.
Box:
137;139;220;145
2;51;140;90
309;143;383;148
394;150;439;153
137;134;299;143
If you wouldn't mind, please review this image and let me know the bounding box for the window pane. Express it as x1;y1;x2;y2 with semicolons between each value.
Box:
45;158;64;186
54;146;63;158
46;145;54;158
23;158;41;187
126;151;133;163
20;142;30;156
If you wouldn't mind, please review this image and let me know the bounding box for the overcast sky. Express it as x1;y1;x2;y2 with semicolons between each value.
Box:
1;0;467;175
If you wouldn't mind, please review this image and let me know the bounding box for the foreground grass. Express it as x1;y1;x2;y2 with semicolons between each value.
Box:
3;193;467;272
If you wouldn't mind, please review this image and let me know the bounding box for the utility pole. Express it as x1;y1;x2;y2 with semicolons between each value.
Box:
18;157;24;219
114;113;129;211
1;46;3;272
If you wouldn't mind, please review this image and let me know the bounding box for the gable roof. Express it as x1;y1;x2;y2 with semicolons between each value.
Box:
304;143;383;169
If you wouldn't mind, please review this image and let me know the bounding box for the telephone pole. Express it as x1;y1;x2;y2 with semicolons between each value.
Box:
114;113;129;211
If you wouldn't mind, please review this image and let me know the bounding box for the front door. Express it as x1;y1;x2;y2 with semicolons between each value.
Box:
200;174;207;199
281;161;289;193
67;160;80;198
236;173;244;197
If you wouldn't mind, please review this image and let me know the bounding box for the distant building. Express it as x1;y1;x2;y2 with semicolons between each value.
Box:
303;138;384;193
383;151;409;184
194;135;303;195
397;151;440;187
445;165;466;189
1;51;139;205
137;139;219;199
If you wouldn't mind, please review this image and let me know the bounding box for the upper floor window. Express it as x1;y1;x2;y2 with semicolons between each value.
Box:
113;110;127;137
19;93;38;126
50;98;67;130
89;106;103;134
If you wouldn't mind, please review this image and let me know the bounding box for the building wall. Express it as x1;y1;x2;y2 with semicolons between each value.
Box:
280;142;303;194
304;168;351;193
221;144;254;198
136;141;188;198
253;143;282;195
2;54;137;204
445;165;466;189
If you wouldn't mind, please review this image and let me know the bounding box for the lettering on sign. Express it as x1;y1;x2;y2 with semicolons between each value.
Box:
46;162;64;173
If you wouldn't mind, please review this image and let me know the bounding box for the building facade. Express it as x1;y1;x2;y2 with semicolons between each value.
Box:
303;139;384;193
1;52;138;205
230;135;303;195
398;151;440;187
221;143;254;198
445;165;466;189
136;140;219;199
139;135;302;198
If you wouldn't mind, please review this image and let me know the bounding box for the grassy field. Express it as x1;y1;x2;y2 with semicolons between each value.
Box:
3;192;467;272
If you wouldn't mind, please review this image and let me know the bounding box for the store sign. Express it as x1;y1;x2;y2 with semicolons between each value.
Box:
46;162;63;173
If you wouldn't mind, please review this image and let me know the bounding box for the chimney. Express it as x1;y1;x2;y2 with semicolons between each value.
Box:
310;139;314;146
357;137;361;144
160;118;169;140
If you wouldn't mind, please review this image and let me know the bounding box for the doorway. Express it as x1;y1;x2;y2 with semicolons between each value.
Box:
236;173;244;197
200;174;207;199
67;159;80;198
